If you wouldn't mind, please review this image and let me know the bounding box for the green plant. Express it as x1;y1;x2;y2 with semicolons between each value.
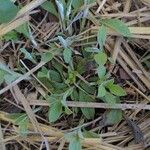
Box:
32;0;130;126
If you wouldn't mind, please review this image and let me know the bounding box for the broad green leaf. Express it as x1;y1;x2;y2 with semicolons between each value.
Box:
102;19;131;37
47;94;61;103
0;0;19;23
20;48;36;63
41;52;54;62
52;60;64;74
16;23;29;38
94;52;107;65
37;67;49;79
69;136;82;150
106;109;122;125
41;1;58;17
3;31;18;41
52;82;68;93
71;89;79;100
104;79;114;87
97;25;107;50
14;113;29;137
80;82;96;95
108;84;126;96
103;92;118;104
48;101;62;122
65;130;82;150
97;65;106;78
98;84;106;97
76;57;87;74
79;90;95;119
63;48;72;63
48;70;62;82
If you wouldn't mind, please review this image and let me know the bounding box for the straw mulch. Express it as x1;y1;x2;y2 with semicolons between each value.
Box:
0;0;150;149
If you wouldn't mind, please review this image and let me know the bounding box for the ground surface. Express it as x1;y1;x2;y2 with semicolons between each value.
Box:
0;0;150;150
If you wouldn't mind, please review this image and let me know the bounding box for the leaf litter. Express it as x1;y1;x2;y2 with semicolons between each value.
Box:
0;0;150;149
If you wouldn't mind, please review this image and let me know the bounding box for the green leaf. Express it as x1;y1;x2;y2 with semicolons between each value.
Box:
97;25;107;50
6;113;25;121
103;92;118;104
97;65;106;78
61;89;73;115
106;109;122;125
0;69;6;85
108;84;126;96
0;63;22;84
20;48;36;63
14;113;29;137
102;19;131;37
48;70;62;82
79;91;95;119
18;117;29;137
76;57;87;74
63;48;72;63
83;130;100;138
85;47;99;53
104;79;114;88
80;82;96;95
72;0;83;9
55;0;65;21
41;1;58;17
48;101;62;122
94;52;107;65
71;89;79;100
4;73;21;84
16;23;29;38
98;84;106;97
69;136;82;150
66;70;77;84
62;89;73;105
0;0;19;23
37;67;49;78
3;31;18;41
41;52;54;63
